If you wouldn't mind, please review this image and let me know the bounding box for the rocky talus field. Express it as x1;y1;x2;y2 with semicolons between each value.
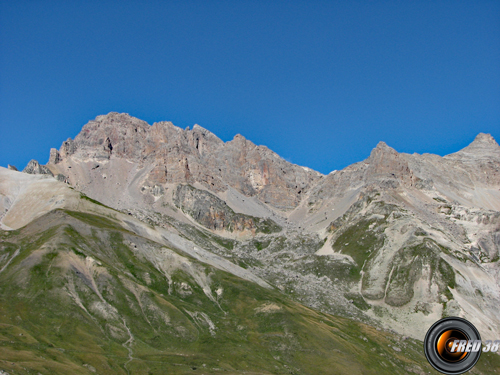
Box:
1;112;500;374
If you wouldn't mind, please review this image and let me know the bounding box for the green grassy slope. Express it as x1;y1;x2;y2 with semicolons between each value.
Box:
0;210;498;374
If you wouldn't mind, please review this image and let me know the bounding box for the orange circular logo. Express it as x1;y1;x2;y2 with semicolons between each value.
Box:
436;329;468;362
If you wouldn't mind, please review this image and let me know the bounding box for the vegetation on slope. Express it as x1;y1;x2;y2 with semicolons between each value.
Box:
5;210;497;375
0;198;499;374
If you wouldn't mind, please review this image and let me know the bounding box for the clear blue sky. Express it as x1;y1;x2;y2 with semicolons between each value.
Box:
1;1;499;174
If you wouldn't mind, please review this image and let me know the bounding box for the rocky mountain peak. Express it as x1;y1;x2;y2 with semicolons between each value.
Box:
93;112;148;127
188;124;224;148
367;141;399;164
192;123;209;133
362;141;415;187
232;134;247;142
467;133;499;150
447;133;500;160
375;140;389;148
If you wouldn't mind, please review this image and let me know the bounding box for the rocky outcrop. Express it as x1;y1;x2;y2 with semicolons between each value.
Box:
23;159;53;176
60;138;76;158
49;148;61;164
55;174;69;183
173;184;281;234
7;165;17;171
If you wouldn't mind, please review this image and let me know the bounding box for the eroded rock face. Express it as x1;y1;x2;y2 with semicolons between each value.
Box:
173;184;281;234
48;112;322;210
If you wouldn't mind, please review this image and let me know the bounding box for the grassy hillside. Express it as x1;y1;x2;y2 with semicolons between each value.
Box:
0;210;499;374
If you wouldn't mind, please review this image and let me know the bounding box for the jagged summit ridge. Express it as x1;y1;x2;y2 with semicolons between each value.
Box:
45;112;322;210
27;112;500;213
48;112;499;171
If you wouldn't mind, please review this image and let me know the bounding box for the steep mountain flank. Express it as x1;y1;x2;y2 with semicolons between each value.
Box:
4;175;493;374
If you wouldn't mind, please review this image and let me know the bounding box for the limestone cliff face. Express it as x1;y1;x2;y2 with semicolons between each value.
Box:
47;112;322;210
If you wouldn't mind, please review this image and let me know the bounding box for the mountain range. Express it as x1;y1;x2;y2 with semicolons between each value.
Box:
1;112;499;374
